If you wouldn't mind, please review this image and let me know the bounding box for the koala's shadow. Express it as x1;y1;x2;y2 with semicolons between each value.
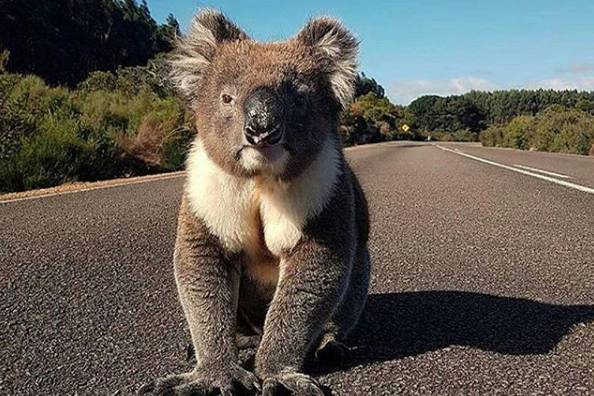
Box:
316;290;594;374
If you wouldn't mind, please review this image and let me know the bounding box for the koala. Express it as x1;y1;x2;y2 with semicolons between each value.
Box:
139;9;370;396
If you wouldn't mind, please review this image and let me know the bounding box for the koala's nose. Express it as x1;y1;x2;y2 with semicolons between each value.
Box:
244;88;283;146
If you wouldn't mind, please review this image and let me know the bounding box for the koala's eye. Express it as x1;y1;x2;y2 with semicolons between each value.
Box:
221;94;234;105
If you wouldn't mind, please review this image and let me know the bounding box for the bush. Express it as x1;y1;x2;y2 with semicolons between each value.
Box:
425;129;478;142
501;116;534;149
117;96;189;168
534;107;594;154
78;71;118;93
479;125;504;147
480;107;594;155
14;115;96;190
1;74;73;162
161;126;195;170
341;92;404;145
0;69;193;193
78;57;174;98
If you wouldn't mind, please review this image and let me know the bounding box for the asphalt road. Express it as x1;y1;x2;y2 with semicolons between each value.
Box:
1;142;594;395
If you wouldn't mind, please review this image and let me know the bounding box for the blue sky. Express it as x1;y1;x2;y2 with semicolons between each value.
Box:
145;0;594;104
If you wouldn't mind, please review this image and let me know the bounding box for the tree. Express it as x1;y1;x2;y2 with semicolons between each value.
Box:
341;92;404;144
157;14;181;52
0;0;179;86
444;97;486;132
354;73;385;98
407;95;445;131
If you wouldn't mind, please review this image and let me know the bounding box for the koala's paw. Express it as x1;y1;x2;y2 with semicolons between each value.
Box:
261;371;325;396
137;364;260;396
315;339;350;367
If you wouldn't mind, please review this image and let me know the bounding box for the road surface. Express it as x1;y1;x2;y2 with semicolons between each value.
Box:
1;142;593;395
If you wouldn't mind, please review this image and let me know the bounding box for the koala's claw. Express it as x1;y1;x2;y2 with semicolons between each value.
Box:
261;372;324;396
138;364;260;396
315;339;350;367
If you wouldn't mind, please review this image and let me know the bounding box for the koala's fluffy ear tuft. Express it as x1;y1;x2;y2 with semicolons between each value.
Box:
170;9;249;102
296;17;359;109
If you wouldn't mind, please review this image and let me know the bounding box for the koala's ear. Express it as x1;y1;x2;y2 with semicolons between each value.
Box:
170;9;249;101
296;17;359;109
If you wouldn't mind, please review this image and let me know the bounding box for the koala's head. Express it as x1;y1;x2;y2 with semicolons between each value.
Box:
170;9;358;179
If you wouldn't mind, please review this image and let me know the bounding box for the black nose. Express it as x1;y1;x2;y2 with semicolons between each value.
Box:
244;88;283;146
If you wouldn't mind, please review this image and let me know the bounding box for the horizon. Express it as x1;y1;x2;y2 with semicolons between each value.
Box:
145;0;594;105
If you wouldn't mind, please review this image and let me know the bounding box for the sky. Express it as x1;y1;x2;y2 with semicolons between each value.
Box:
145;0;594;105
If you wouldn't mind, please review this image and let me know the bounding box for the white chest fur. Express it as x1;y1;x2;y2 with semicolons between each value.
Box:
185;139;340;264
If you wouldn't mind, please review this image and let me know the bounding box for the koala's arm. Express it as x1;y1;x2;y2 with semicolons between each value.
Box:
139;201;260;395
174;200;240;368
255;192;354;378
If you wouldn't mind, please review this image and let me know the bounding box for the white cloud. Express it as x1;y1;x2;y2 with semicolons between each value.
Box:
531;77;594;91
389;76;497;105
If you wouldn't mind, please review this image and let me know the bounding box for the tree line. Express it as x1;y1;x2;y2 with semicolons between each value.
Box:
0;0;179;85
407;90;594;135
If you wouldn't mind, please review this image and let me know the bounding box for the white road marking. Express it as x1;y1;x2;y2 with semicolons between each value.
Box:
0;172;185;205
436;145;594;195
512;164;571;179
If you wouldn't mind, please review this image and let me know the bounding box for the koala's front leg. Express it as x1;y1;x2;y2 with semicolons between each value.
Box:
139;212;259;396
255;238;351;396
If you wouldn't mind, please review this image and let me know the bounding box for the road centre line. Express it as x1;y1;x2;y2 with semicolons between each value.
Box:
435;145;594;195
512;164;571;179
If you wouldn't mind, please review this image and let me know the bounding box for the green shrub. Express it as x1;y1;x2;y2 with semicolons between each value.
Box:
117;96;188;166
529;107;594;154
341;92;404;144
78;58;174;98
480;107;594;155
428;129;478;142
1;75;61;161
0;71;193;193
161;126;195;170
501;115;534;149
453;129;479;142
16;115;93;189
480;125;505;147
77;71;117;93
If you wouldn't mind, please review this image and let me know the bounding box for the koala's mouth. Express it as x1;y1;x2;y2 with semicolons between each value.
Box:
235;129;289;168
245;125;283;147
